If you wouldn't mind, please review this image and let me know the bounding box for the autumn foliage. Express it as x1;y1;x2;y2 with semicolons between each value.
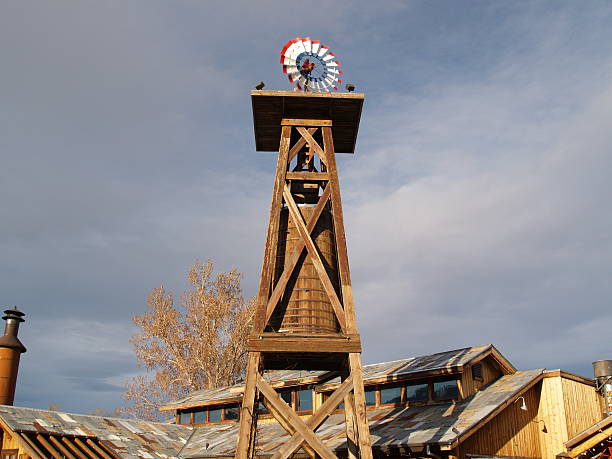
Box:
122;260;255;420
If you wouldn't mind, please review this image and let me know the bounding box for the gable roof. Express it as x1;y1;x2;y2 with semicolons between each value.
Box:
161;344;513;412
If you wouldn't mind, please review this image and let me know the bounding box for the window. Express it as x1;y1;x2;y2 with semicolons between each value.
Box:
472;363;483;381
432;380;459;401
208;407;222;422
364;388;377;406
406;383;429;403
297;389;313;412
280;390;293;406
380;386;402;405
178;410;192;424
193;408;206;423
224;404;240;420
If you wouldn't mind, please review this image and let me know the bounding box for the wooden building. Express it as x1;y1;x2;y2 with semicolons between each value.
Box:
0;344;606;458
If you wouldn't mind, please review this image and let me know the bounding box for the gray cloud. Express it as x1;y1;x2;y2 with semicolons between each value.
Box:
1;0;612;413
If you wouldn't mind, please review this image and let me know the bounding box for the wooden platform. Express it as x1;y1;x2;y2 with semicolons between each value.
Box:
251;91;364;154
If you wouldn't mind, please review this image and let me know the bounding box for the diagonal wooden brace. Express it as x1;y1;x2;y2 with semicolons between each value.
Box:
289;127;317;163
271;376;355;459
296;127;327;164
283;186;347;332
264;185;332;325
256;377;338;459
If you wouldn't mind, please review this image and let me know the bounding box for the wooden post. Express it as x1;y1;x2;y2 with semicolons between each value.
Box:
236;91;371;459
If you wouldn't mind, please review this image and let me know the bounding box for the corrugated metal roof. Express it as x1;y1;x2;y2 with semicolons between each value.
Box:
178;369;544;458
0;405;193;458
162;345;496;411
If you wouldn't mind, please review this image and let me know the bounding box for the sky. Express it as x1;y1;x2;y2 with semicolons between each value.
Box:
1;1;611;414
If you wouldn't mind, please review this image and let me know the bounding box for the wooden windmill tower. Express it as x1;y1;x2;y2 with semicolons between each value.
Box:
234;89;372;459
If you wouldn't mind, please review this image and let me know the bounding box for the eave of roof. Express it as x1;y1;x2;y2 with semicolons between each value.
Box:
161;345;507;412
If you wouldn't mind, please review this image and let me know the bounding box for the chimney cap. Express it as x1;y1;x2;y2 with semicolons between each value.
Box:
3;308;25;323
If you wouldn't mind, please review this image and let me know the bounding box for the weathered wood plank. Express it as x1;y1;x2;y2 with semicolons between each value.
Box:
283;186;347;332
252;126;292;333
48;436;77;459
256;377;338;459
286;171;329;181
270;376;354;459
60;437;88;459
235;353;261;459
348;353;373;459
296;127;327;164
36;435;63;459
282;119;332;127
262;398;317;458
86;439;114;459
74;438;100;459
248;334;361;353
322;126;357;333
289;128;316;163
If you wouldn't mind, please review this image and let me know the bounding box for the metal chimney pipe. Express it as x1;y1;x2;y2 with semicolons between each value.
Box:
0;308;26;406
592;360;612;418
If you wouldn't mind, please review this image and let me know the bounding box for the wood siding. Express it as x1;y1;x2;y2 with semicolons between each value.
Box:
458;385;542;459
460;356;504;399
561;376;601;438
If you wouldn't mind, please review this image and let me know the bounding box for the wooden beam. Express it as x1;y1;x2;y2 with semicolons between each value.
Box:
235;352;261;459
343;390;359;459
256;376;338;459
48;435;77;459
283;186;347;332
348;353;373;459
86;439;114;459
286;171;329;181
74;437;101;458
322;126;357;333
252;125;292;333
289;128;316;163
296;127;327;164
262;185;331;326
271;375;354;459
261;397;317;459
567;428;612;457
36;434;63;459
17;433;47;459
248;334;361;353
282;119;332;127
61;437;88;459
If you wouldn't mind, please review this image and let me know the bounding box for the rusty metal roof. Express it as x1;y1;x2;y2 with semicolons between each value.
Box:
0;405;194;458
178;369;544;458
162;345;502;411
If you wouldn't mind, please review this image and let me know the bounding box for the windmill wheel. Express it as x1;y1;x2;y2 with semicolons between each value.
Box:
280;37;342;92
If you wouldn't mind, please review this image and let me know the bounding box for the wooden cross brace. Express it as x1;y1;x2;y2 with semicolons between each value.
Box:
257;375;355;459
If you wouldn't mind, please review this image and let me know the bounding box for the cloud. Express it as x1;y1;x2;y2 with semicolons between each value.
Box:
1;1;612;413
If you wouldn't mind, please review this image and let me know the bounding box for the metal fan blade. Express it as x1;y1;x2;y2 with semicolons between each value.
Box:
311;40;320;55
304;37;312;53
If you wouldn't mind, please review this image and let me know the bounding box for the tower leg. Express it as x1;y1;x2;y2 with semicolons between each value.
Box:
342;372;359;459
236;353;261;459
349;353;373;459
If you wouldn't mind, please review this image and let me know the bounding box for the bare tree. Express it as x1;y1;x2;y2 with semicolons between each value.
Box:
122;259;255;421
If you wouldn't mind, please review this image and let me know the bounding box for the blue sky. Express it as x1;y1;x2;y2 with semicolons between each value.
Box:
1;1;611;414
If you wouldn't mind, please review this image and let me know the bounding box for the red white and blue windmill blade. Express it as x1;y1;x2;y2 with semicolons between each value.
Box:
280;37;342;92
